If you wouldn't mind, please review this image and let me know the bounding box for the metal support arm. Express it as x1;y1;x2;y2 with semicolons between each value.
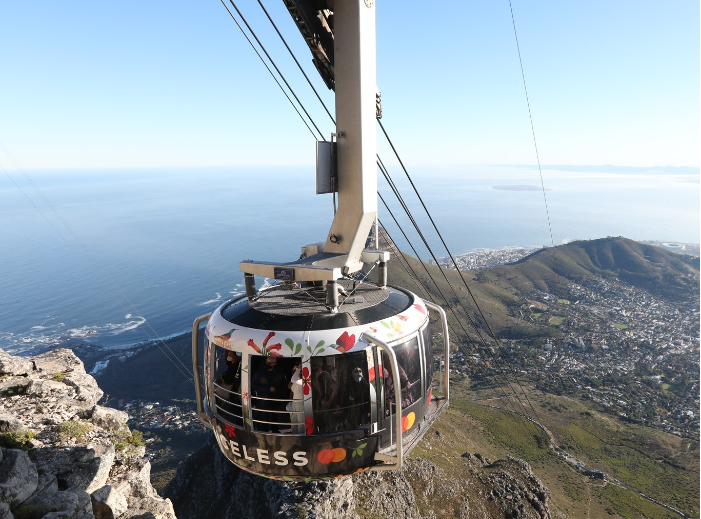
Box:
192;313;213;428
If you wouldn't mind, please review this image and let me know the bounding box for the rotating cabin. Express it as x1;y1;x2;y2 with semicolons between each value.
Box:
192;0;450;481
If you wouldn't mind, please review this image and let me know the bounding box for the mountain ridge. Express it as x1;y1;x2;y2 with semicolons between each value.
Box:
74;237;698;518
387;237;699;343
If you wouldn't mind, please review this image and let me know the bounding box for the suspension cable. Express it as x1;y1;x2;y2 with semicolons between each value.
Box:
379;160;538;420
0;145;195;384
256;0;336;124
219;0;318;139
507;0;567;309
379;215;537;425
226;0;325;140
378;121;543;424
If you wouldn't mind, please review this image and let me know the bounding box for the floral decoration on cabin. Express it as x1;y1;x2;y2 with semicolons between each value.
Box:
380;319;402;337
300;367;312;395
300;339;327;357
350;442;368;458
334;331;356;353
285;338;303;356
248;331;283;356
316;447;347;464
224;423;236;438
368;366;376;382
401;412;416;433
305;416;314;435
412;303;426;314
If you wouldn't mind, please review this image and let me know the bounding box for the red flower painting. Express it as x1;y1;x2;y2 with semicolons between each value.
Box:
247;331;283;356
334;331;356;353
224;423;236;438
412;303;426;314
301;367;312;395
305;416;314;435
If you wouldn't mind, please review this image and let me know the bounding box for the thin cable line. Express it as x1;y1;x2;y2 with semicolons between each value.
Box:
219;0;317;139
0;144;195;384
378;213;534;423
507;0;564;306
226;0;325;139
379;179;534;421
377;223;463;351
378;120;543;424
256;0;336;124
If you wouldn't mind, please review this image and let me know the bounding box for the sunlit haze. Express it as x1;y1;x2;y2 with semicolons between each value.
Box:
0;1;698;170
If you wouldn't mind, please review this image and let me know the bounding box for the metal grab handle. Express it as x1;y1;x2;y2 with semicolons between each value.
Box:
363;333;403;472
424;301;450;403
192;313;213;428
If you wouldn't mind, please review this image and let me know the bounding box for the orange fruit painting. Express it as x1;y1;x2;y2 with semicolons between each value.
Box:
317;447;348;464
401;412;416;432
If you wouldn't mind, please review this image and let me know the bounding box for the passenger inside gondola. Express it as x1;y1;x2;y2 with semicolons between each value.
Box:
345;365;371;427
251;357;288;432
311;359;339;433
382;337;422;415
214;349;243;426
287;360;305;434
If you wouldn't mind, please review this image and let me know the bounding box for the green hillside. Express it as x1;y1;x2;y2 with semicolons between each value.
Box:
384;237;699;345
84;237;699;517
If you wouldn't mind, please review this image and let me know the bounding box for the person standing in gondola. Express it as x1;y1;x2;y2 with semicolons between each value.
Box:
346;366;371;427
287;361;305;434
252;357;288;432
312;361;339;433
220;351;242;425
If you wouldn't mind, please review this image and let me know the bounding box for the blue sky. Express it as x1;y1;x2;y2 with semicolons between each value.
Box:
1;0;698;170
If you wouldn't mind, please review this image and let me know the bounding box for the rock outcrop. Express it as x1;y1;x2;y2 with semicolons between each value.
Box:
164;434;562;519
0;348;175;519
1;346;562;518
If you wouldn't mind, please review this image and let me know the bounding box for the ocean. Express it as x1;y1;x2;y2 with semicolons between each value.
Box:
1;165;698;355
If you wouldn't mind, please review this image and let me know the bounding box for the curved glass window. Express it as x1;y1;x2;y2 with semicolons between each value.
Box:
311;352;372;434
212;346;244;427
249;355;301;433
422;325;432;396
383;335;422;413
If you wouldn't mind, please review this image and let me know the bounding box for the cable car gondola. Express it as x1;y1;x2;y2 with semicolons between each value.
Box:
192;0;450;481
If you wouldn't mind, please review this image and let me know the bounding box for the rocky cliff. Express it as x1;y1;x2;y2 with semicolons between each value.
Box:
0;348;175;519
164;433;562;519
0;346;561;518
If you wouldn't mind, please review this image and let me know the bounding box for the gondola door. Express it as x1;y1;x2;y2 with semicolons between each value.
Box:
374;334;422;449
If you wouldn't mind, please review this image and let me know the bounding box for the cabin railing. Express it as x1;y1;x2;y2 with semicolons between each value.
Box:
192;313;213;429
363;333;403;471
424;301;450;403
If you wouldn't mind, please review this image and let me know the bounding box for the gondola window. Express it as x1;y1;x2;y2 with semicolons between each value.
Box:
311;353;371;433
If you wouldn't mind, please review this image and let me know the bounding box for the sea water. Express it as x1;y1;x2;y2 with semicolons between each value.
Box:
1;165;698;355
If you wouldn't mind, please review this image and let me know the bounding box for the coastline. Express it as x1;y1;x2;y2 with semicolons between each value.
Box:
4;239;698;360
